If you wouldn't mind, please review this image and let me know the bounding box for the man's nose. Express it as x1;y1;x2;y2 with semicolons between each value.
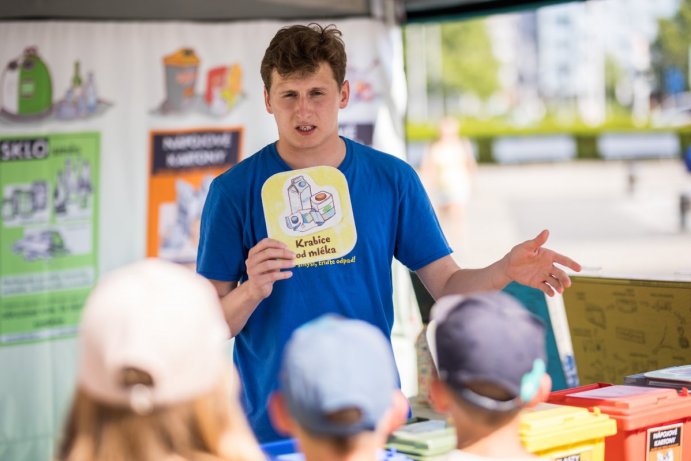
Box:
296;95;312;115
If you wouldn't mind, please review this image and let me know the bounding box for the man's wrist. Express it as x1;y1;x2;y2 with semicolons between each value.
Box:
491;257;512;290
237;281;265;307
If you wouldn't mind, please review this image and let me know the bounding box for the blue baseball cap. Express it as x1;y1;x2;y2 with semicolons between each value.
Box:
428;292;547;412
279;315;399;437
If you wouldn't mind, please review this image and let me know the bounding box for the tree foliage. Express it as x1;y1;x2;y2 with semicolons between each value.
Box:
652;0;691;92
438;19;500;101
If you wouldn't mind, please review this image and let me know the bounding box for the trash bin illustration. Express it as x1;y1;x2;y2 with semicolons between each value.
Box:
162;48;199;112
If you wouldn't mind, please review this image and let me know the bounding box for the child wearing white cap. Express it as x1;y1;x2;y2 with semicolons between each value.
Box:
268;314;409;461
56;258;265;461
427;292;553;461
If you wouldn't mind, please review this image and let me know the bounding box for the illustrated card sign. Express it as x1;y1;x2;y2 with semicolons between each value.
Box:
261;166;357;265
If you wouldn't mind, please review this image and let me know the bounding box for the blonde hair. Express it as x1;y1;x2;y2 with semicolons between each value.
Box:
56;370;264;461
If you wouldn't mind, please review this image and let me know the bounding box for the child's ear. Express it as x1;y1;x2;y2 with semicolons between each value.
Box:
382;390;410;434
525;374;552;408
429;377;452;413
268;392;296;436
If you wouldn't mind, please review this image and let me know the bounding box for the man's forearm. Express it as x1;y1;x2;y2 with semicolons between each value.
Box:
416;254;512;301
219;283;264;337
440;258;512;297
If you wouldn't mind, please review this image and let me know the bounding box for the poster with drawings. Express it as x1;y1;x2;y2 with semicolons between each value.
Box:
562;275;691;384
146;127;242;268
261;166;357;266
0;132;99;345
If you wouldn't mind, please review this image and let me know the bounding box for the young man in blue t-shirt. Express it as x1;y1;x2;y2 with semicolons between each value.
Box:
196;23;581;443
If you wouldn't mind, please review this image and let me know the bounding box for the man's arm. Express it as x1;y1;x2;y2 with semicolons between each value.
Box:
208;238;295;336
416;229;581;299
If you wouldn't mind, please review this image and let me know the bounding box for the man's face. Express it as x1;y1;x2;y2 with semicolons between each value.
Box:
264;62;349;157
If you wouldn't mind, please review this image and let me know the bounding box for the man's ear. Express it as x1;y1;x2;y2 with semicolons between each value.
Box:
264;87;273;114
339;80;350;109
268;392;295;436
429;377;452;414
524;374;552;408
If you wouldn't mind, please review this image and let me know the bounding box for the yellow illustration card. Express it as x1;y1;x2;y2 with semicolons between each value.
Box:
261;166;357;265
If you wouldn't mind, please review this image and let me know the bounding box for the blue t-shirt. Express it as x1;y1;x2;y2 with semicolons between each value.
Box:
197;137;451;442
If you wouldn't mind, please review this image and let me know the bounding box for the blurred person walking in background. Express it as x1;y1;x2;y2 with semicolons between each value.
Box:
420;117;477;248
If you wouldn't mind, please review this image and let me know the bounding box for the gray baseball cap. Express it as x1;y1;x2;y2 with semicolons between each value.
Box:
428;292;547;412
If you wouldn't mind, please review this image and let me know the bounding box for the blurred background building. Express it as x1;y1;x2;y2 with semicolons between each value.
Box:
405;0;689;128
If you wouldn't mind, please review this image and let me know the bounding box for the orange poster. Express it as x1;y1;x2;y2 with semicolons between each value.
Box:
647;423;682;461
147;126;243;267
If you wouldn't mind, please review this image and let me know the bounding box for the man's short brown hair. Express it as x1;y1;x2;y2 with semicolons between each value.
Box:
260;23;347;90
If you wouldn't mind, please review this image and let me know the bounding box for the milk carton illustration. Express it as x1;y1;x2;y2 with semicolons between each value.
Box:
287;176;312;213
283;175;337;233
262;166;357;265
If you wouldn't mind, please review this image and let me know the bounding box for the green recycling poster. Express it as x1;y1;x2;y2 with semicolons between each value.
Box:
0;132;99;345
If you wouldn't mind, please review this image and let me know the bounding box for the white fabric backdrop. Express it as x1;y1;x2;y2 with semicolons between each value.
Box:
0;18;414;460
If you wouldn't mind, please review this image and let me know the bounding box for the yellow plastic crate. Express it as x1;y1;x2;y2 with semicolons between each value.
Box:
520;403;617;461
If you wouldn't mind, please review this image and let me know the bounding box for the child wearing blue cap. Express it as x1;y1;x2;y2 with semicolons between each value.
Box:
427;292;553;461
268;314;409;461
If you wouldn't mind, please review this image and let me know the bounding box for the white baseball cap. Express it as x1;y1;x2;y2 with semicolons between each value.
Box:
77;258;230;411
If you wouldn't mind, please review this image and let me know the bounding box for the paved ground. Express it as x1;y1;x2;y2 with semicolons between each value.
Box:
394;157;691;397
457;158;691;277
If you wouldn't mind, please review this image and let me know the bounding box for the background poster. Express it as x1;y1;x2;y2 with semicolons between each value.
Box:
563;275;691;384
146;127;242;267
0;18;405;460
0;132;99;344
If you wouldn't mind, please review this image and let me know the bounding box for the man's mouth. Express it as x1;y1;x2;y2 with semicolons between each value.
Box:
296;125;316;133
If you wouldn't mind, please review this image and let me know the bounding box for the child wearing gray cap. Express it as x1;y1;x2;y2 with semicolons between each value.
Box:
427;292;552;461
268;314;410;461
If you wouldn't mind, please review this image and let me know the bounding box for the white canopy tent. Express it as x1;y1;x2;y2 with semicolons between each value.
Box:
0;2;584;459
0;0;584;21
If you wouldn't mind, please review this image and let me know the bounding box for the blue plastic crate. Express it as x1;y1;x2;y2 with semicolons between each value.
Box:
261;438;300;460
262;438;412;461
